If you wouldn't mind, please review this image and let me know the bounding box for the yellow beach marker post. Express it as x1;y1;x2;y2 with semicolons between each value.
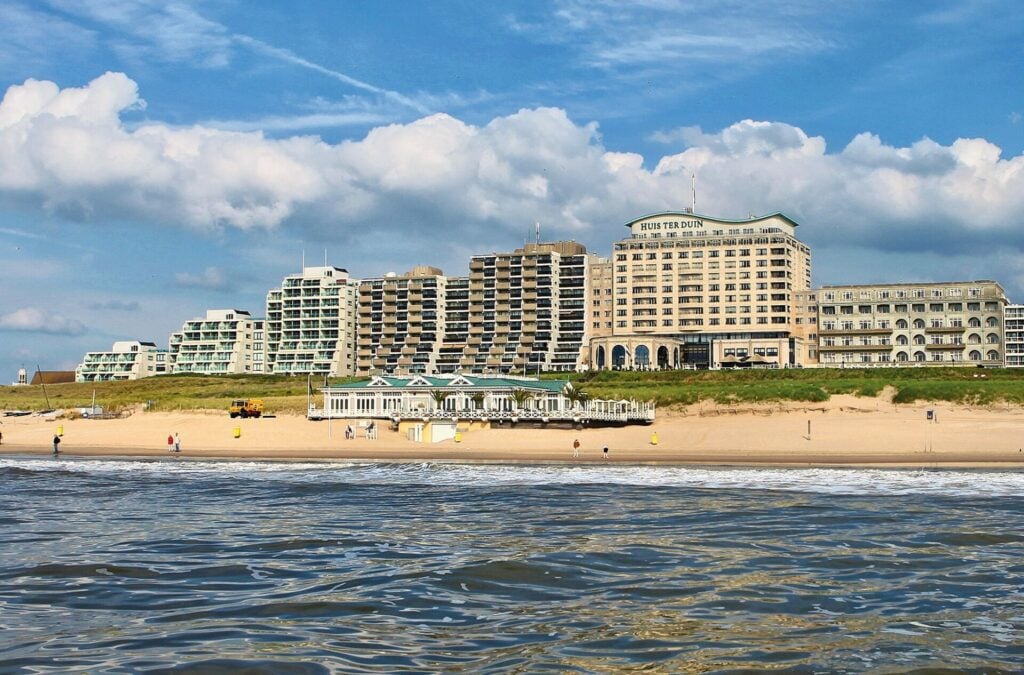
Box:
233;427;241;439
650;432;658;445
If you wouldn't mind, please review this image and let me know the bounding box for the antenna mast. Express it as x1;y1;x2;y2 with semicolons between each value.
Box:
691;173;696;214
535;221;541;245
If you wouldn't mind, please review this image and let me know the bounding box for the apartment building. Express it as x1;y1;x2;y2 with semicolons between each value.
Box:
464;241;598;374
356;267;450;375
816;281;1007;366
264;266;359;376
354;242;601;376
589;212;813;369
168;309;265;375
1005;305;1024;367
75;341;167;382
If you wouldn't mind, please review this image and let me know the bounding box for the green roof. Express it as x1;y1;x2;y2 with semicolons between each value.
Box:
326;375;568;392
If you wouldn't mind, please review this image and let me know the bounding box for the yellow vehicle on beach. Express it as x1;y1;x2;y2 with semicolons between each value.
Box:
229;399;264;419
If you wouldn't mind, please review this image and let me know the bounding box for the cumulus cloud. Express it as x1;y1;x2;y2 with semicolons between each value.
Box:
2;72;1024;265
0;307;86;335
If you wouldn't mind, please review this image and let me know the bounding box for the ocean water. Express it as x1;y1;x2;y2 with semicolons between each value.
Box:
1;457;1022;673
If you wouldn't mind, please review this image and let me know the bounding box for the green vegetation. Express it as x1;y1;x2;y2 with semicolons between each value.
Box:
1;368;1022;414
554;367;1024;407
0;374;358;415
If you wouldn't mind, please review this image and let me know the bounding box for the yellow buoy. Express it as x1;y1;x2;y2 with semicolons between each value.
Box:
57;425;64;437
455;432;462;443
650;432;659;446
233;426;241;439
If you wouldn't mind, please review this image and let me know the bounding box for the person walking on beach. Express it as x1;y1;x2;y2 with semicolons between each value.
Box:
572;438;580;459
52;434;60;455
174;432;181;453
602;446;609;460
167;434;174;452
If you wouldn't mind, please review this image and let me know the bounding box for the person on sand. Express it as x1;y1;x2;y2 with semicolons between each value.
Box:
603;446;609;460
345;424;354;440
52;434;61;455
167;434;174;452
0;430;3;445
572;438;580;459
174;433;181;453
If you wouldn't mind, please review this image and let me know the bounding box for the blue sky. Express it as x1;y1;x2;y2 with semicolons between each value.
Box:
1;0;1023;379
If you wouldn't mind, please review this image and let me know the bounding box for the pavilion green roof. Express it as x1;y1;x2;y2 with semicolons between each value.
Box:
325;375;568;393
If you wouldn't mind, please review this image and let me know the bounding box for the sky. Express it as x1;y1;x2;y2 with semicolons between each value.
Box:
1;0;1023;380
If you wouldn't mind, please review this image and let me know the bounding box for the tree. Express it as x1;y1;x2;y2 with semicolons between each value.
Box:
563;384;589;410
430;389;450;411
470;392;486;410
509;388;533;411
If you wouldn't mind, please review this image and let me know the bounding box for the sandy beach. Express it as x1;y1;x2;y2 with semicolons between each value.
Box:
2;393;1023;467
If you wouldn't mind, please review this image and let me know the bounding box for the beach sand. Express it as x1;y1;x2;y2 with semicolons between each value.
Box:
2;393;1023;467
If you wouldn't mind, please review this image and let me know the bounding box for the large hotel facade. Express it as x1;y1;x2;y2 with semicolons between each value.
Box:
588;212;814;369
75;210;1021;378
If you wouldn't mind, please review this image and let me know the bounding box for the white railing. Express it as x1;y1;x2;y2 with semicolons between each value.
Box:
309;400;655;423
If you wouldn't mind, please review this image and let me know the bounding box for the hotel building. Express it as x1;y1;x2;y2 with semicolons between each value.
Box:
264;266;359;376
1002;305;1024;367
168;309;265;375
589;212;813;369
75;341;167;382
816;281;1007;366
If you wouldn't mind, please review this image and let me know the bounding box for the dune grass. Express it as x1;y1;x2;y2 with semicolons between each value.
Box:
2;368;1022;414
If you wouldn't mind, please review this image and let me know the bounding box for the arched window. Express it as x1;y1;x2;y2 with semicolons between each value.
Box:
896;319;909;329
612;345;627;368
968;333;981;344
968;350;981;361
656;346;669;369
987;350;999;361
896;351;909;362
595;346;606;369
987;333;1000;344
914;351;926;362
896;335;909;345
986;316;999;327
968;317;981;327
913;335;926;345
913;319;925;329
635;345;650;367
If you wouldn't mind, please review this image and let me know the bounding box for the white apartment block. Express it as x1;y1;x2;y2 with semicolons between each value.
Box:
589;212;813;369
816;281;1007;366
265;266;359;376
168;309;265;375
75;341;167;382
1004;305;1024;367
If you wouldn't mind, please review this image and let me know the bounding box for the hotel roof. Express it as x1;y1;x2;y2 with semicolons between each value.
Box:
326;375;568;393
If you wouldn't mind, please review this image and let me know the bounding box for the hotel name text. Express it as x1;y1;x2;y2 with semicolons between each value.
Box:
636;219;705;232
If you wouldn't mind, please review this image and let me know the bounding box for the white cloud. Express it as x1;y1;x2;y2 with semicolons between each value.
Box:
0;307;86;335
175;266;230;290
2;73;1024;271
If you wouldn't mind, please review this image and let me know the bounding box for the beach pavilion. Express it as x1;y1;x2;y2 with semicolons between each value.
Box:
310;374;654;429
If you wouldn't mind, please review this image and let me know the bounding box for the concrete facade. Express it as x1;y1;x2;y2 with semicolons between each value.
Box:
265;266;359;376
75;341;167;382
816;281;1007;366
168;309;264;375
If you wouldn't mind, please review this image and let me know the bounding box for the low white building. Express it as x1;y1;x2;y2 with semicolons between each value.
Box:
75;341;167;382
311;375;654;425
168;309;265;374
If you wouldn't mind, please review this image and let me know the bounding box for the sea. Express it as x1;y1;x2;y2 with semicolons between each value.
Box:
1;457;1022;673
